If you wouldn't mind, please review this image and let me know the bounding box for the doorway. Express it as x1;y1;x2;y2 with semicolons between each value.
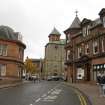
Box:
85;63;90;81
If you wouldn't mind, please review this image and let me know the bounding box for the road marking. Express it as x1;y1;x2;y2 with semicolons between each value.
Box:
35;98;41;102
35;83;62;103
43;99;54;102
75;90;87;105
42;94;47;97
80;95;87;105
63;82;88;105
44;95;57;100
78;95;84;105
41;88;62;102
51;89;62;95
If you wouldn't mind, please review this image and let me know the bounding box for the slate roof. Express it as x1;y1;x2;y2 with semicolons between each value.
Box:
92;18;102;27
69;16;81;29
49;27;61;36
0;25;18;40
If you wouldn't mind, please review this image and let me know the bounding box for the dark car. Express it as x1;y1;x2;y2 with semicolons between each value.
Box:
47;76;53;81
47;76;64;81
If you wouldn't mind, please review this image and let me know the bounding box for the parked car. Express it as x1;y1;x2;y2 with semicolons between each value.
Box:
47;76;53;81
47;75;64;81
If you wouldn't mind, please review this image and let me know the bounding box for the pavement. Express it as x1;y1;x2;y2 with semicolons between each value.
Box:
67;82;105;105
0;78;28;89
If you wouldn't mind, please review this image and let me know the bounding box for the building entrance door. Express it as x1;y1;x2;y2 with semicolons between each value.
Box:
85;63;90;81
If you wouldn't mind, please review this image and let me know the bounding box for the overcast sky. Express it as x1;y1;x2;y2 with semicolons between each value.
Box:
0;0;104;59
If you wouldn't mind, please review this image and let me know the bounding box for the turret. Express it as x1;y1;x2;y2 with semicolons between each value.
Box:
48;27;61;41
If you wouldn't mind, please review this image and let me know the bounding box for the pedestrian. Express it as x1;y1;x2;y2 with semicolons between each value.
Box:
97;72;103;97
101;73;105;97
33;77;36;83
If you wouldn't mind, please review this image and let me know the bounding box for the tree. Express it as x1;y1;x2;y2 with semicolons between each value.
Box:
24;57;36;74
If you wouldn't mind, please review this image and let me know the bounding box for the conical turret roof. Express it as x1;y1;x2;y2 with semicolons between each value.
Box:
69;16;81;29
49;27;61;36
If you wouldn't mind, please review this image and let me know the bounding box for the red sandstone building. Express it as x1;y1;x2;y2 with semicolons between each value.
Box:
64;8;105;83
0;26;26;79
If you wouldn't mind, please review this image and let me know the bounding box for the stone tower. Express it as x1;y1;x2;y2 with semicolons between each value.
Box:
44;27;66;78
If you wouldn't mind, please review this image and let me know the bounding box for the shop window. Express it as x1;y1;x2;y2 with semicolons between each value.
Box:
93;64;105;70
0;44;7;56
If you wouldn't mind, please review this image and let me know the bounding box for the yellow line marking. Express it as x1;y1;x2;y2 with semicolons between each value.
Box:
81;95;87;105
63;82;87;105
78;95;84;105
75;90;87;105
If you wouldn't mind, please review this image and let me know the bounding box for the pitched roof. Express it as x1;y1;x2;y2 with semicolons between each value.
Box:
81;18;91;25
49;27;61;35
69;16;81;29
99;8;105;16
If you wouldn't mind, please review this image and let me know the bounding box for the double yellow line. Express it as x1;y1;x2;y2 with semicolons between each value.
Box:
63;82;88;105
75;90;87;105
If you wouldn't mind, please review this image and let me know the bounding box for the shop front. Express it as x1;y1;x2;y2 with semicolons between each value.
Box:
75;55;91;82
93;64;105;81
92;57;105;81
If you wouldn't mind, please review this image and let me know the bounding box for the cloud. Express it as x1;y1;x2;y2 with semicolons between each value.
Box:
0;0;104;59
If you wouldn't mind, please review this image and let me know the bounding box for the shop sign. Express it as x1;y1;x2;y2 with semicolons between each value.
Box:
93;64;105;70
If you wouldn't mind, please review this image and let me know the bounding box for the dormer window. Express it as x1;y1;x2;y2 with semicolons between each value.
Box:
83;25;90;37
18;33;23;41
103;16;105;27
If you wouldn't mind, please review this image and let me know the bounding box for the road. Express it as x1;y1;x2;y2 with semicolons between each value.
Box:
0;81;87;105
